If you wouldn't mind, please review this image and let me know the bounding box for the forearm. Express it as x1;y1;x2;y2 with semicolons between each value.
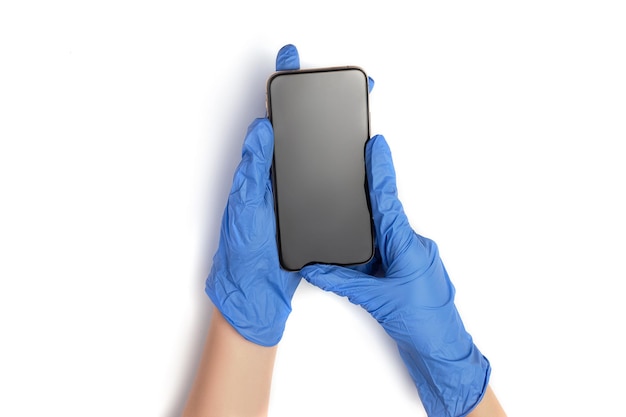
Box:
182;307;278;417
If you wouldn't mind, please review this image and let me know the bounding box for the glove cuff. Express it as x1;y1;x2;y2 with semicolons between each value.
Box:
386;302;491;417
205;276;287;347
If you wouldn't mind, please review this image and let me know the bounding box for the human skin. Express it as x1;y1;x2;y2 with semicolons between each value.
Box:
181;307;506;417
467;385;507;417
181;307;277;417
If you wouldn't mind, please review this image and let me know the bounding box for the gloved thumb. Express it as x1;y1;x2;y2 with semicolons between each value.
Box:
300;264;382;308
365;135;414;269
230;118;274;205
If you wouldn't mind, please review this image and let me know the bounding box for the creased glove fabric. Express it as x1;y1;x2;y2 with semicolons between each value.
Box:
301;135;491;416
205;45;302;347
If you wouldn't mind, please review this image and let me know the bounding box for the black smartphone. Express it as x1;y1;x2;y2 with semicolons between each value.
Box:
267;67;374;271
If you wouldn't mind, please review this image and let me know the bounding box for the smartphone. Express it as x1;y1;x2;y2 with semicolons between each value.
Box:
267;67;374;271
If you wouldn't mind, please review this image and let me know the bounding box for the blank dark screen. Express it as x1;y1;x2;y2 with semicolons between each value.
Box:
269;68;373;270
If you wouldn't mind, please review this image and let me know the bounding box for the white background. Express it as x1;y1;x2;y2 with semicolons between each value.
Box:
1;1;625;416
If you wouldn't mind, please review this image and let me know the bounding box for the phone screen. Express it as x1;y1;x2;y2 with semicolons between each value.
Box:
267;67;374;271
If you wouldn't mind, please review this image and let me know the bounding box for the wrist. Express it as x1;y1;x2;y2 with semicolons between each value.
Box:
182;308;278;417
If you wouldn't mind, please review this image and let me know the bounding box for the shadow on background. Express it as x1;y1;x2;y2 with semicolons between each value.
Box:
163;46;276;417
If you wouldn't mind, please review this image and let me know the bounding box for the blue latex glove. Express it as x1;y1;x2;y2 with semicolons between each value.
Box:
301;136;491;417
204;45;302;346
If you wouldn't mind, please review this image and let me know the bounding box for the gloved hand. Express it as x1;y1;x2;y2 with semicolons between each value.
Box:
205;45;302;347
301;135;491;417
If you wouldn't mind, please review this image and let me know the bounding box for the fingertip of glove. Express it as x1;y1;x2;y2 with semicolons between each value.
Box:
245;118;274;158
248;117;273;135
276;44;300;71
367;134;390;155
366;135;395;182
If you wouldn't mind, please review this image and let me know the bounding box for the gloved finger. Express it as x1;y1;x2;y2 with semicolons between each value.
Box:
276;44;300;71
350;243;383;276
365;135;415;268
301;263;385;305
368;76;375;93
230;118;274;204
